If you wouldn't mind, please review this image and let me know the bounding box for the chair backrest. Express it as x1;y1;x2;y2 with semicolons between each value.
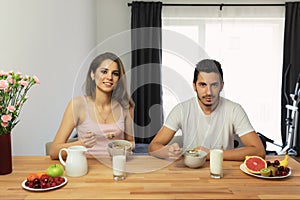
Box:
234;132;276;155
45;142;52;156
234;132;267;149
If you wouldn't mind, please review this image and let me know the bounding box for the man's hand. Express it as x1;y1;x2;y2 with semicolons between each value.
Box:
193;146;209;153
193;146;210;159
168;143;183;159
80;132;96;148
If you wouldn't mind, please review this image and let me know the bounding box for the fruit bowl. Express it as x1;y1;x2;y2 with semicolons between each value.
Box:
183;150;207;168
107;140;133;157
22;176;67;192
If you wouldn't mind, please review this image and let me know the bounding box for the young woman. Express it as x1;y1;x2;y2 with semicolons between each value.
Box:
50;52;134;159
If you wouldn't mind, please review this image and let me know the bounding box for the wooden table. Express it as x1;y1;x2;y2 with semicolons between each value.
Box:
0;155;300;199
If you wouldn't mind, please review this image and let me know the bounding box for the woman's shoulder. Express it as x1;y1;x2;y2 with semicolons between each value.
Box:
69;96;90;108
69;96;91;121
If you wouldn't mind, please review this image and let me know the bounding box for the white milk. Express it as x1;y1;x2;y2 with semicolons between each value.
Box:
113;155;126;176
210;149;223;178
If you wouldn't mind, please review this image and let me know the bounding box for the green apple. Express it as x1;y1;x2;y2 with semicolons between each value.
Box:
46;164;64;177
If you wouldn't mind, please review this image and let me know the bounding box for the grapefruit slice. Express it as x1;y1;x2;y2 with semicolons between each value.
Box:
244;156;267;174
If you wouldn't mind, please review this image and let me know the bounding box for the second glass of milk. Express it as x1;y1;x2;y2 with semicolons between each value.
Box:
210;145;223;178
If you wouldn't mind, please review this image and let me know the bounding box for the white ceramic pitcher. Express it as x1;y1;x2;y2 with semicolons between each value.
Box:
59;145;88;177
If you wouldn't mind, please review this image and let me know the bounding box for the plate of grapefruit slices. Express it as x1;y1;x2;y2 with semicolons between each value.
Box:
240;156;292;179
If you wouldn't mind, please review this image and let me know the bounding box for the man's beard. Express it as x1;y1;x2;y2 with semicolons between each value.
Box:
196;93;216;107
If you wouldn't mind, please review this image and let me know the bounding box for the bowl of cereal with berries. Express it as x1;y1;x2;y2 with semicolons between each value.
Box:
107;140;133;158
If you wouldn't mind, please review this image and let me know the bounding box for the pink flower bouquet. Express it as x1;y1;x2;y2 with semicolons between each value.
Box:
0;70;40;135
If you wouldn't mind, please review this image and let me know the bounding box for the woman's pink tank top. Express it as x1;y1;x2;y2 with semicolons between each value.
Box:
76;97;125;156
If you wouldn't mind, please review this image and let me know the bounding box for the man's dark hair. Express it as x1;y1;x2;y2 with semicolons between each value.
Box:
193;59;223;84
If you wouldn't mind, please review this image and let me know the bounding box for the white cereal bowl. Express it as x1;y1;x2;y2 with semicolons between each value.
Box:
107;140;133;157
184;150;207;168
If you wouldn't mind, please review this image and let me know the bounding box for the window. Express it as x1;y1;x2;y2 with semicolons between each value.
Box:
162;6;285;151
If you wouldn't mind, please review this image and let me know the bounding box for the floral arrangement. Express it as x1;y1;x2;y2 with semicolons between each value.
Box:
0;70;40;135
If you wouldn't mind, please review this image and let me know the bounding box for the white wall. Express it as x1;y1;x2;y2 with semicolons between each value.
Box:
0;0;286;155
95;0;132;84
96;0;131;44
0;0;97;155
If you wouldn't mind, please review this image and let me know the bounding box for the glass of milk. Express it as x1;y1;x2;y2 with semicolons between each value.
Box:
210;145;223;178
112;144;127;181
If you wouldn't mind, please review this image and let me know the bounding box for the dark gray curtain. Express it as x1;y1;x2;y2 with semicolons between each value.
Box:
131;1;163;143
281;2;300;154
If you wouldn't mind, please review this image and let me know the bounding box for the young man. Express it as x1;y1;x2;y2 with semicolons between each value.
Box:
148;59;266;161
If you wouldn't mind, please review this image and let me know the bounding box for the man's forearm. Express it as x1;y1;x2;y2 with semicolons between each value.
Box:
148;143;170;158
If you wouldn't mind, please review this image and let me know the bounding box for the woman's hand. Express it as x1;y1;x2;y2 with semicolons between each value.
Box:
80;132;96;148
